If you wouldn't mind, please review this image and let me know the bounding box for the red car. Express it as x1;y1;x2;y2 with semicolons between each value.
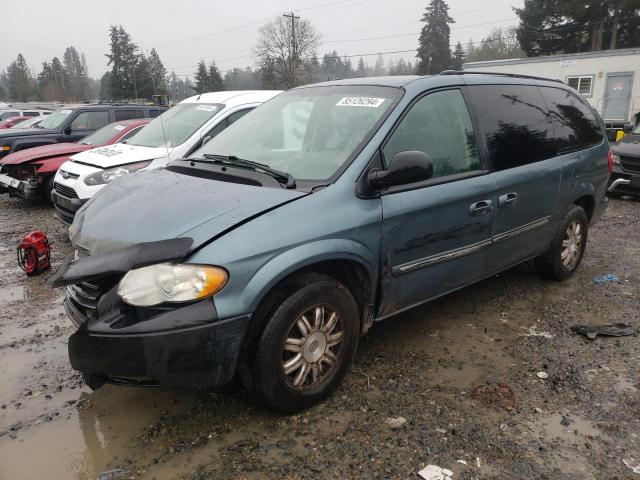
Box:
0;116;30;129
0;119;149;202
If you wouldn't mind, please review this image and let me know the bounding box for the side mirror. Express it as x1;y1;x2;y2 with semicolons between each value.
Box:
202;135;212;145
368;151;433;190
64;127;72;135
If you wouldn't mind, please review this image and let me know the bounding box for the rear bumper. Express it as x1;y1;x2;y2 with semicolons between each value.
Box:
608;171;640;196
64;295;251;389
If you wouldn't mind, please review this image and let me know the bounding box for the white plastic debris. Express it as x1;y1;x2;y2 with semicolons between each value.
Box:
623;458;640;474
418;465;454;480
521;325;553;339
385;416;407;429
536;371;549;379
456;459;468;465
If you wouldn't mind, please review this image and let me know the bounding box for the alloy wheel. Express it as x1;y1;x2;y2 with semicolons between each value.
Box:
561;220;583;269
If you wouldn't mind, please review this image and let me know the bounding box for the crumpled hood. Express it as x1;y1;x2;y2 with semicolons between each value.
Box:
70;143;172;168
612;134;640;157
1;142;90;165
71;168;307;255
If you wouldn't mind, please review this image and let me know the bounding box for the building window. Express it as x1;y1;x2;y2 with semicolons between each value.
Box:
566;76;594;97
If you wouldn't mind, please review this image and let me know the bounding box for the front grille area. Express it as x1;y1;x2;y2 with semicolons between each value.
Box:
54;204;76;226
59;169;80;180
620;156;640;173
54;182;78;198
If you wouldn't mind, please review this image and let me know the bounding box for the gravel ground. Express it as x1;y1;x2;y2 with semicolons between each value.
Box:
0;195;639;479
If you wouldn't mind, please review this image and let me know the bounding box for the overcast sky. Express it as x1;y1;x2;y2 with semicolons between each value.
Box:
1;0;523;79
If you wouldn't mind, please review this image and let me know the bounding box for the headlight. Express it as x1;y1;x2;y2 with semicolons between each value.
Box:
0;145;10;151
84;160;151;186
612;154;621;165
118;263;228;307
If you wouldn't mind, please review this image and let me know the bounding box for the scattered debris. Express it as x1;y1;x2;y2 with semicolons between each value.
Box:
97;469;132;480
385;416;407;429
436;427;447;434
476;457;482;468
593;274;620;284
560;416;571;427
471;383;516;411
456;459;468;465
572;323;635;340
536;371;549;379
534;407;543;414
623;459;640;474
418;465;454;480
520;325;554;339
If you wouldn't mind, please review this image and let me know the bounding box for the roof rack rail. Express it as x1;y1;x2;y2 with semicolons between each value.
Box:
439;70;564;84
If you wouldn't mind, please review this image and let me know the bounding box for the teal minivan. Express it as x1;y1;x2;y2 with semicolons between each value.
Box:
55;73;610;412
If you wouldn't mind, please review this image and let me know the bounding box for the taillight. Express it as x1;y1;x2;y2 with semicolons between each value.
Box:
608;150;614;175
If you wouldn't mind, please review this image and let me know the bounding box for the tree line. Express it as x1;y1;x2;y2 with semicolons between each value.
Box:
1;0;638;102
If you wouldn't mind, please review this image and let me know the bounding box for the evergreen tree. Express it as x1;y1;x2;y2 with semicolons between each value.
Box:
372;54;386;76
134;54;154;99
7;54;35;101
452;42;465;70
193;60;208;93
148;49;167;94
0;85;5;101
416;0;454;74
356;57;367;77
515;0;640;56
260;58;278;89
106;25;139;100
63;46;87;101
207;61;224;91
50;57;66;100
99;72;112;101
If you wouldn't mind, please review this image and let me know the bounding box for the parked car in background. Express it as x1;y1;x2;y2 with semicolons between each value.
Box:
0;116;30;129
52;90;281;224
0;109;51;121
609;122;640;197
0;119;149;203
10;117;44;129
55;74;609;412
0;104;165;161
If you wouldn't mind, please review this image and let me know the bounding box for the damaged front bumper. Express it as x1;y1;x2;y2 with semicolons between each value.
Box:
0;172;40;199
56;237;251;390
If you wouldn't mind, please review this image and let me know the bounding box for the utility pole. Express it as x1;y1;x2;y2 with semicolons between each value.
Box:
283;11;300;87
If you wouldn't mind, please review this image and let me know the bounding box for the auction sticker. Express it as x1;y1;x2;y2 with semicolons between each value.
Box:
336;97;385;108
113;125;126;131
196;105;218;112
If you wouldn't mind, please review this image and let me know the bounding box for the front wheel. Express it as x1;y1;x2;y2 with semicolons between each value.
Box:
245;273;360;413
535;205;588;280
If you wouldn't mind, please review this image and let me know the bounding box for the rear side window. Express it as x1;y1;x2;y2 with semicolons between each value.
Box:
114;109;144;121
149;109;163;118
70;111;110;130
23;111;40;117
539;87;602;154
383;89;480;178
468;84;554;171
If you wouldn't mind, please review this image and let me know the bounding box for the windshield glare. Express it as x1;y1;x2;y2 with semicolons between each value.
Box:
126;103;222;148
633;124;640;135
195;86;400;181
81;124;126;146
38;110;72;129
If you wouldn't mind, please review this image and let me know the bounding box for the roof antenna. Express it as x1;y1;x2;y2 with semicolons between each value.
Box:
149;66;171;163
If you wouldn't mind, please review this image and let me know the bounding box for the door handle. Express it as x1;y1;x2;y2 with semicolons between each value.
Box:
469;199;493;216
498;192;518;208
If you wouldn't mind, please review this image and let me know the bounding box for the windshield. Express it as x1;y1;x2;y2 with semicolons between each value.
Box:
126;103;222;148
80;123;128;146
195;86;401;181
12;118;39;128
38;109;72;129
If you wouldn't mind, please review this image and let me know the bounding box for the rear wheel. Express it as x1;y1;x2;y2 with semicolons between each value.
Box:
242;273;359;412
535;205;588;280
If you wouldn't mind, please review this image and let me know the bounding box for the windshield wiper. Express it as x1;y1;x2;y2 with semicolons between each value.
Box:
201;154;296;188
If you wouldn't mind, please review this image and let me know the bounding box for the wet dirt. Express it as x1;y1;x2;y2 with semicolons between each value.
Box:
0;195;639;479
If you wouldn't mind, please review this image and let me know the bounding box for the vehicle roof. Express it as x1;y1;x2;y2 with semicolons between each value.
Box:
181;90;283;106
108;118;151;127
57;103;160;110
299;73;568;90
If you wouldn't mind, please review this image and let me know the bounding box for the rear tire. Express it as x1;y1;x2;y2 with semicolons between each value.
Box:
535;205;588;281
242;273;359;413
42;176;55;204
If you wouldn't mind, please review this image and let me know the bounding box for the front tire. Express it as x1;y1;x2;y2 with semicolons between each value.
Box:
535;205;588;280
244;273;360;413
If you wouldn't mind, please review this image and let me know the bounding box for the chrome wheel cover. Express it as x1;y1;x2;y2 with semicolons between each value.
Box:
561;220;583;269
281;305;344;390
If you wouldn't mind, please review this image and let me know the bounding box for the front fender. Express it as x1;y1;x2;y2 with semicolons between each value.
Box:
12;138;57;153
212;239;379;319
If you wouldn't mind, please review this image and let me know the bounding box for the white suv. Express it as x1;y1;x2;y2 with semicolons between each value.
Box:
52;90;281;225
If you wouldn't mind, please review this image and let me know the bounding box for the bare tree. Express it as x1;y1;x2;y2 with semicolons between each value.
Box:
253;15;320;88
465;27;525;62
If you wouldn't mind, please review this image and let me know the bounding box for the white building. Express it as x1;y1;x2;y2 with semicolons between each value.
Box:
463;47;640;125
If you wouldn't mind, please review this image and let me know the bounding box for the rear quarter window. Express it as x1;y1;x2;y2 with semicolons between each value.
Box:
468;84;555;171
538;86;603;154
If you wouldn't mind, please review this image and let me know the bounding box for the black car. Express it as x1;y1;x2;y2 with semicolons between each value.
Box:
0;104;165;160
609;123;640;196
